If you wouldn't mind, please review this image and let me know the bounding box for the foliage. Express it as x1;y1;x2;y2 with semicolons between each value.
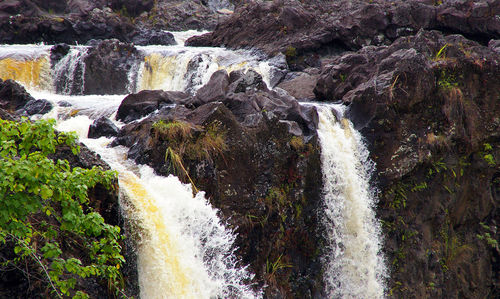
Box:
386;182;408;210
284;46;297;59
265;253;292;276
439;215;471;272
0;118;125;298
153;119;227;192
481;143;496;166
289;136;305;152
477;222;498;249
433;44;448;61
437;69;458;90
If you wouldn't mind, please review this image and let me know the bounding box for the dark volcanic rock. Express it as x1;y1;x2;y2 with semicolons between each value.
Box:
111;65;325;296
133;0;224;31
187;0;500;69
50;43;71;67
191;70;230;106
130;29;177;46
110;0;155;17
313;29;500;298
277;69;319;101
82;39;141;95
0;5;134;44
0;79;35;112
19;99;53;116
88;116;119;138
117;90;189;123
113;97;324;297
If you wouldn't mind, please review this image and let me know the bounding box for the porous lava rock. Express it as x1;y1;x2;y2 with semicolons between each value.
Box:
0;79;35;112
117;90;190;123
187;0;500;69
82;39;142;95
113;68;325;297
314;28;500;298
88;116;119;138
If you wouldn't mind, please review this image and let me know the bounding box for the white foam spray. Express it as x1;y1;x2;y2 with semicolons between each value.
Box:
314;104;387;299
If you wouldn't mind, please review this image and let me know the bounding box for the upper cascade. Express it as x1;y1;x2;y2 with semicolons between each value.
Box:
0;38;285;96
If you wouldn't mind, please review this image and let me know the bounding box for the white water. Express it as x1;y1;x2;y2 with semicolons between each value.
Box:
0;32;276;95
314;104;387;299
1;32;388;298
50;96;259;299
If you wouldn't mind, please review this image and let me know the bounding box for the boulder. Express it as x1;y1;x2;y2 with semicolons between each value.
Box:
109;0;155;17
50;43;71;67
277;70;318;101
0;79;35;112
19;99;53;116
88;116;119;138
116;90;189;123
130;29;176;46
82;39;141;95
191;70;230;107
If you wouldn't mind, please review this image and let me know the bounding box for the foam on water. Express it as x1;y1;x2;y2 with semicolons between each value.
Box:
314;104;387;299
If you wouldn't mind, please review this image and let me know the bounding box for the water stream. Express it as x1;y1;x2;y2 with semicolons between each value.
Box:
314;104;387;298
0;32;387;298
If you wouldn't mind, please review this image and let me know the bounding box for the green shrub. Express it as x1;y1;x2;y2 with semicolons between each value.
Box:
0;118;125;298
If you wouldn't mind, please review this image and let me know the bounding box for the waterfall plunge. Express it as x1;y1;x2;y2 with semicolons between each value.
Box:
0;36;388;298
315;104;387;299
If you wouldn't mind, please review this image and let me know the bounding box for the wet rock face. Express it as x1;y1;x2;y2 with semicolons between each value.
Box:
19;99;53;116
130;29;176;46
315;30;500;184
314;29;500;298
113;69;324;297
88;116;119;138
187;0;500;69
0;79;35;112
110;0;155;17
116;90;189;123
82;39;141;95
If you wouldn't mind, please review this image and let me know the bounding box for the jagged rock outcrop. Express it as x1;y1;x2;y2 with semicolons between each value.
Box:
314;29;500;298
0;79;36;112
18;98;53;116
112;69;325;297
82;39;142;95
0;0;234;44
88;116;120;138
187;0;500;69
116;89;190;122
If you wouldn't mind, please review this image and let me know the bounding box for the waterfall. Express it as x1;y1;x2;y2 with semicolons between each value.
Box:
0;45;52;91
1;34;388;298
53;47;88;94
134;45;274;94
52;99;260;299
0;42;276;95
314;104;387;298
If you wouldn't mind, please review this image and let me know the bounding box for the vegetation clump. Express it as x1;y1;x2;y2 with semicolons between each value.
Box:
152;119;227;191
0;118;126;298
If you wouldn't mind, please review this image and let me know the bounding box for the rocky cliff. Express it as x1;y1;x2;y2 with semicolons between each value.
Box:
0;0;499;298
185;0;500;297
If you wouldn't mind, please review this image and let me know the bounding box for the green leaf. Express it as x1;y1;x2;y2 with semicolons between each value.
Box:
40;185;53;200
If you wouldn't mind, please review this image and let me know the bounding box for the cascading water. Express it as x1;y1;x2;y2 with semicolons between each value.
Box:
0;39;275;95
43;93;261;299
314;104;387;298
134;45;274;94
0;45;53;90
0;32;387;298
53;47;88;94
